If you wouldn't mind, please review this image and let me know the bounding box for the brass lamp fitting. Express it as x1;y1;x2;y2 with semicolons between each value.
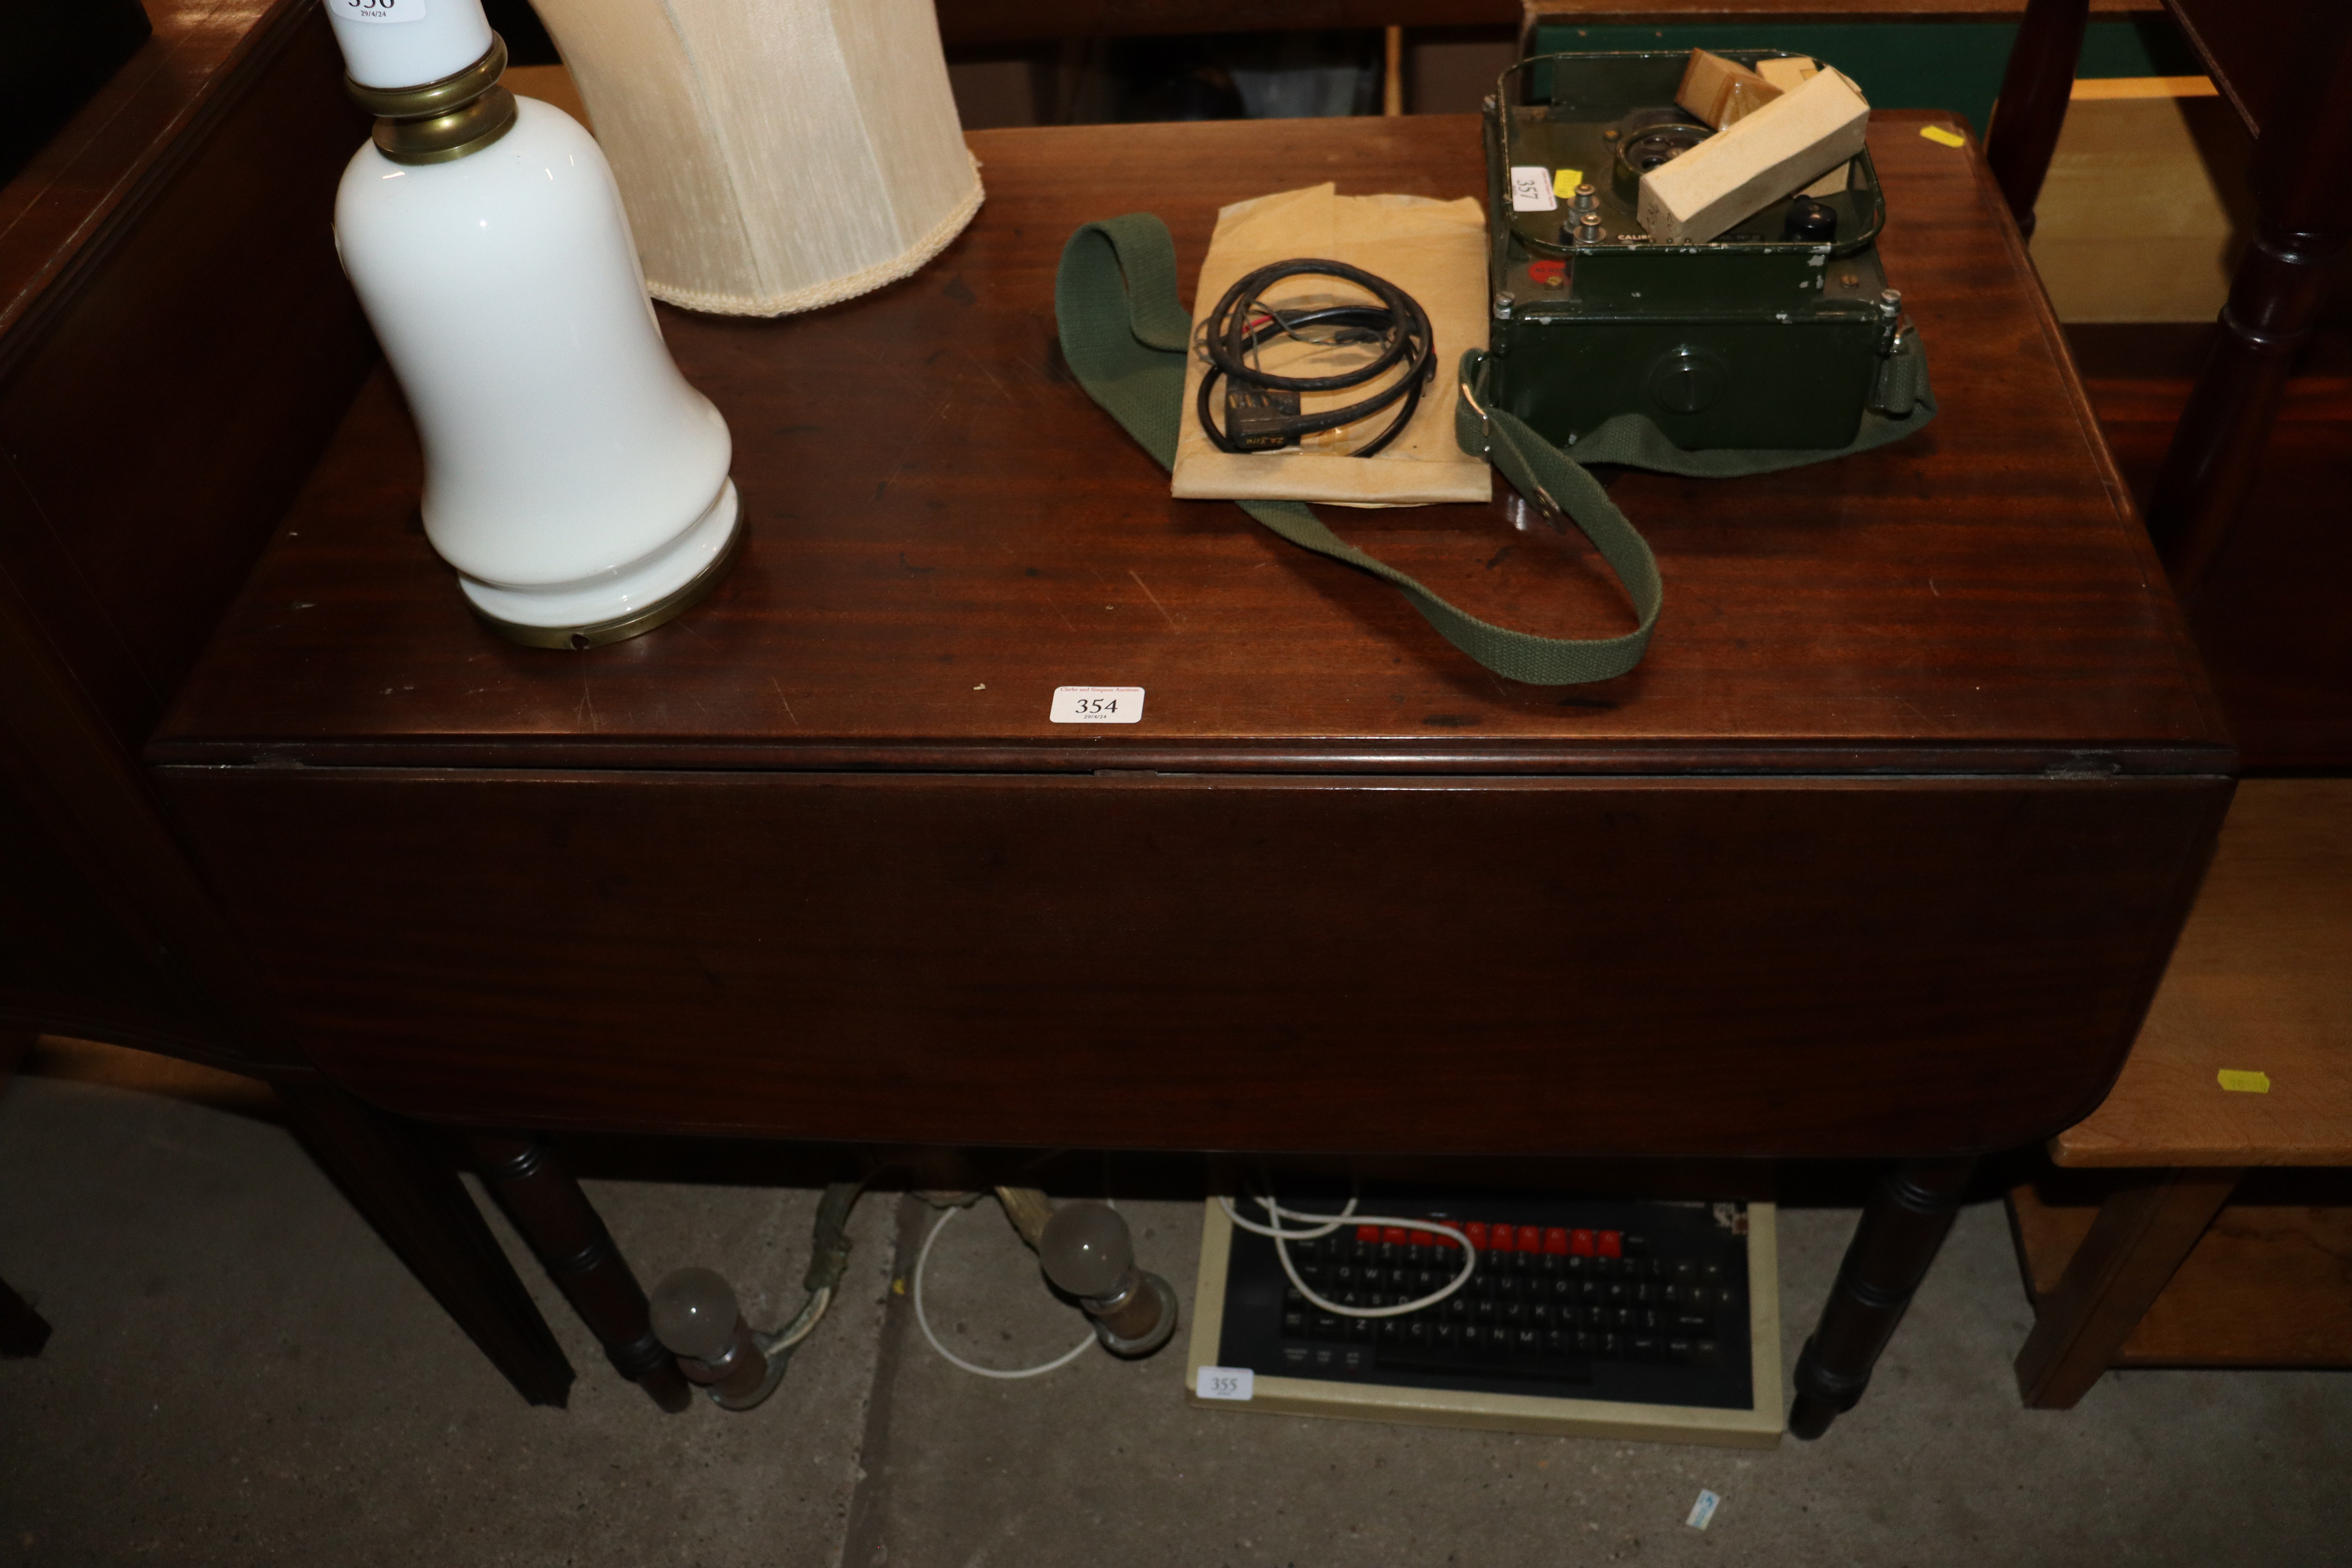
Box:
346;33;518;166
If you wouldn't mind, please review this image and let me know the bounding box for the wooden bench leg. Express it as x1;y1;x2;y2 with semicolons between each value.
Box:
1;1270;51;1357
469;1134;693;1413
1790;1157;1976;1439
2014;1165;2242;1408
277;1082;575;1406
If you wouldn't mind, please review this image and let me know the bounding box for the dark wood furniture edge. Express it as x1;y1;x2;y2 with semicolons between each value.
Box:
2016;773;2234;1143
143;740;2236;775
938;1;2164;46
1953;100;2234;753
2157;1;2258;141
0;570;299;1072
0;0;318;372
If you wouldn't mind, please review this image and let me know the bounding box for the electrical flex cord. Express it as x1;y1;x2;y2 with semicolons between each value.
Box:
1220;1191;1479;1318
913;1201;1097;1380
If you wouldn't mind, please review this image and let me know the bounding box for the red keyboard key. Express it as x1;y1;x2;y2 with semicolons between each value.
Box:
1357;1224;1381;1244
1570;1229;1596;1256
1432;1227;1462;1250
1519;1226;1545;1254
1462;1222;1488;1250
1489;1224;1516;1252
1383;1226;1409;1247
1598;1230;1623;1259
1410;1227;1436;1247
1543;1227;1571;1255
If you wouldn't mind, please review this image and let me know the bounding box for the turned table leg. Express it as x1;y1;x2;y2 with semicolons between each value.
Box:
2014;1165;2241;1409
1984;0;2089;237
1;1270;51;1357
1789;1158;1976;1440
469;1134;692;1412
276;1082;575;1406
2144;9;2352;593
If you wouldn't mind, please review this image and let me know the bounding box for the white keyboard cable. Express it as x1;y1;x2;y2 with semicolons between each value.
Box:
913;1198;1098;1380
1219;1190;1480;1318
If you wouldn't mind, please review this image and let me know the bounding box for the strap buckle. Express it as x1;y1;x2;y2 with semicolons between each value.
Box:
1457;373;1492;457
1462;373;1568;533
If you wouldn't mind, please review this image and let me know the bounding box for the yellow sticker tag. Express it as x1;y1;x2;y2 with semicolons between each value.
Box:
2217;1069;2271;1093
1919;125;1967;148
1553;168;1584;198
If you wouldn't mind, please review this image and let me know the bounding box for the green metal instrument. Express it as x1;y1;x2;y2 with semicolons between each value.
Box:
1484;51;1917;453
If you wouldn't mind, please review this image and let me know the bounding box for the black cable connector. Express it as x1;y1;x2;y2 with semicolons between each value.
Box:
1195;258;1436;459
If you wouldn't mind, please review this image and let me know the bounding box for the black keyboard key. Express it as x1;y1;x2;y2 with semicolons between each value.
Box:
1282;1308;1307;1336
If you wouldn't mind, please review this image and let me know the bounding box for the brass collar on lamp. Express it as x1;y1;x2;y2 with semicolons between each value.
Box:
347;34;518;166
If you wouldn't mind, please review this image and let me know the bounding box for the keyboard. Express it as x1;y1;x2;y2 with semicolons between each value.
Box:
1187;1191;1782;1446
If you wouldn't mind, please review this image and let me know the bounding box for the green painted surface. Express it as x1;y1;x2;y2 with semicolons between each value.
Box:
1527;19;2203;134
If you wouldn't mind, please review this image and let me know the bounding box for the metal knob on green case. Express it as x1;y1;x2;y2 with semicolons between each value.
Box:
1040;1202;1179;1358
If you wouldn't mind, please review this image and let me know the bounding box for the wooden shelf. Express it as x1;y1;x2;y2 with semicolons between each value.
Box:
2009;1172;2352;1366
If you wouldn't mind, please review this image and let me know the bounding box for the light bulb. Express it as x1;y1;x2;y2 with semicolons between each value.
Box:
649;1267;739;1362
1040;1202;1134;1301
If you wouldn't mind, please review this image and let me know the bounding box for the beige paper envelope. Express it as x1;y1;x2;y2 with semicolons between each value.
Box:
1171;183;1492;508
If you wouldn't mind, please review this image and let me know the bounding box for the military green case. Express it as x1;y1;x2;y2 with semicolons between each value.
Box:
1484;51;1907;453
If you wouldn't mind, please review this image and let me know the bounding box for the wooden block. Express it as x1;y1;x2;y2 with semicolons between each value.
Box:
1754;55;1849;194
1676;49;1782;128
1754;56;1818;94
1639;70;1871;245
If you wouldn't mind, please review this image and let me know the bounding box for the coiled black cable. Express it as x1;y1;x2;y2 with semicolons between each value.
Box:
1194;258;1436;458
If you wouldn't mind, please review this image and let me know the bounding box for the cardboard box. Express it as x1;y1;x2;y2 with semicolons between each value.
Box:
1638;69;1871;245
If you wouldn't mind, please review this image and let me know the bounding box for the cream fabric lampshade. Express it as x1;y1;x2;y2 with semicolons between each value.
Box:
528;0;982;316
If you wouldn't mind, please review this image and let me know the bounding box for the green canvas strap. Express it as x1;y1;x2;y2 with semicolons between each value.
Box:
1054;213;1935;686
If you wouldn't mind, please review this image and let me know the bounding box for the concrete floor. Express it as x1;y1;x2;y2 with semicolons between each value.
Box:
2;1045;2346;1566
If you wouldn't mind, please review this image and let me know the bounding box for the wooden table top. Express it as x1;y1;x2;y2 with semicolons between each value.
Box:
2055;779;2352;1168
151;111;2227;779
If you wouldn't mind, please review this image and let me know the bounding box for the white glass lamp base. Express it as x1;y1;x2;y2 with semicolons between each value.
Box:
460;478;741;648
